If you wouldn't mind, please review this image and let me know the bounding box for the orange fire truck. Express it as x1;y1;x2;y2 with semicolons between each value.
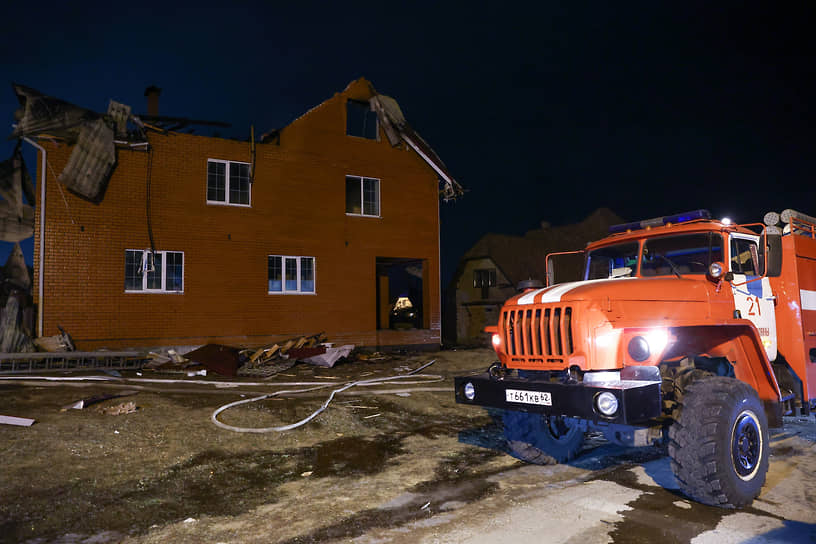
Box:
455;208;816;508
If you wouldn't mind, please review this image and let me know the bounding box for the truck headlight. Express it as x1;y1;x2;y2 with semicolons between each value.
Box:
491;334;501;348
463;382;476;400
595;392;619;416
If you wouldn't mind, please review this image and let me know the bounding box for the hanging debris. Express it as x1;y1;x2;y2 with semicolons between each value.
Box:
58;117;117;203
9;83;99;141
0;295;35;353
0;144;35;242
3;242;30;291
369;93;464;201
9;84;127;204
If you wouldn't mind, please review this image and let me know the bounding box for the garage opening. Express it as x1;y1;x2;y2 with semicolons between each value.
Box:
376;258;427;330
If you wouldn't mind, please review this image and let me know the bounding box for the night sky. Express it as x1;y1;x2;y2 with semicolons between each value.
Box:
2;2;815;285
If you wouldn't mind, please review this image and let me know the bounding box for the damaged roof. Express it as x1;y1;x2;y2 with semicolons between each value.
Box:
266;78;464;200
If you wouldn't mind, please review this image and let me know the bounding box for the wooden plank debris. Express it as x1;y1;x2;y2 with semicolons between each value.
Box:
237;332;327;377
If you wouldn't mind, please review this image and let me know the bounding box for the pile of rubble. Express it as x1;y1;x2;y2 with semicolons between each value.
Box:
143;333;358;378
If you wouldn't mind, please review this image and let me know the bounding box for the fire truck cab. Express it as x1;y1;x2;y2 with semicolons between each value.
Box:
455;208;816;508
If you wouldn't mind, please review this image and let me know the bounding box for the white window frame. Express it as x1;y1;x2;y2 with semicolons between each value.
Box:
125;249;184;293
345;175;381;218
206;158;252;207
268;255;316;295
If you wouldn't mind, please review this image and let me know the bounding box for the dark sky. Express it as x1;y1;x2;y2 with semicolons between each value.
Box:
2;2;815;285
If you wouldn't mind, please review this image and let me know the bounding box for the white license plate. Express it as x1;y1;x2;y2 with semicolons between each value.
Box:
506;389;552;406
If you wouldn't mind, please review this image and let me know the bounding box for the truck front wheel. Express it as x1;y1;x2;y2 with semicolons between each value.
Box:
668;376;769;508
502;411;585;464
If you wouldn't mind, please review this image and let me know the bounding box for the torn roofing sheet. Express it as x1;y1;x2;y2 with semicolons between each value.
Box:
0;202;34;243
4;242;30;290
0;143;35;220
0;145;35;242
59;118;116;203
369;94;464;200
9;83;100;142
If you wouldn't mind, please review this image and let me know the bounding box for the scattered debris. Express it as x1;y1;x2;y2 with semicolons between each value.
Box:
421;501;431;510
302;345;354;368
187;369;207;377
0;415;35;426
238;333;326;377
61;391;137;411
33;325;75;352
363;413;381;419
357;351;389;361
300;471;313;478
185;344;243;377
100;402;137;416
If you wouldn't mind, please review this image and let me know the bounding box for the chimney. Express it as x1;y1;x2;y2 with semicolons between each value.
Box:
144;85;162;117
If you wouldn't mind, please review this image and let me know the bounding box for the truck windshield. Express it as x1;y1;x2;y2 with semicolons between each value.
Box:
586;242;639;280
641;232;723;276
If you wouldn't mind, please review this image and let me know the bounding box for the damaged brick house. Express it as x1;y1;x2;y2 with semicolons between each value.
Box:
449;208;622;345
16;78;462;350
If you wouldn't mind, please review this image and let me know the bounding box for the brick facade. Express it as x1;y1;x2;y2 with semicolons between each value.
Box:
33;79;442;350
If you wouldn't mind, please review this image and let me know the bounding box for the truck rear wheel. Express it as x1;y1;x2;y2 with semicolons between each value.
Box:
502;411;584;464
668;376;769;508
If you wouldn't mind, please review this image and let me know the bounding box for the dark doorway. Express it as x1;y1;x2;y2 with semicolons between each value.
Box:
376;258;426;330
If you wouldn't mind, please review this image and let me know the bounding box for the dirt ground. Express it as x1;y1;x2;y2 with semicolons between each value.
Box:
1;348;815;544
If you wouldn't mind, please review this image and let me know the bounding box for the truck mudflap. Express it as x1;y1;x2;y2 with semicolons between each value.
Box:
454;373;663;425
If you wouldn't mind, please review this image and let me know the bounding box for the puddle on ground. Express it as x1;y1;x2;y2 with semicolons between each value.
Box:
308;435;405;477
591;460;791;543
278;448;505;544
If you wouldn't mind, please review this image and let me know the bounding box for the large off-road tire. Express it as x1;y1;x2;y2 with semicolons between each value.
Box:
668;376;769;508
502;411;585;464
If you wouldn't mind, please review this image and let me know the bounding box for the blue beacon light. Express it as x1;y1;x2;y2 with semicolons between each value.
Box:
609;209;711;234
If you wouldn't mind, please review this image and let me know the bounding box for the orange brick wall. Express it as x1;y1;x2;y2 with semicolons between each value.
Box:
33;80;441;350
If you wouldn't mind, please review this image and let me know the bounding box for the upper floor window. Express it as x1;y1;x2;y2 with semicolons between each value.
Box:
473;268;496;287
346;99;378;140
473;268;497;299
207;159;251;206
268;255;315;294
125;249;184;293
345;175;380;217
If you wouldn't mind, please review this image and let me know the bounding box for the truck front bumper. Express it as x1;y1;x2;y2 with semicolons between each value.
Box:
454;372;663;425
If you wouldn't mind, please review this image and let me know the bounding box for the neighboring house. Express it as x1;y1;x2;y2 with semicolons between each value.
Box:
450;208;623;345
26;78;462;350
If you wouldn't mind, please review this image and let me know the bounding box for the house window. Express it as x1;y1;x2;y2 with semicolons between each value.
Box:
125;250;184;293
473;269;496;289
268;255;315;294
473;268;496;299
346;99;378;139
207;159;250;206
345;175;380;217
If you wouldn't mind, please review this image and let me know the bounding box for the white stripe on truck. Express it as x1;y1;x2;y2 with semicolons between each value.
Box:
516;278;633;305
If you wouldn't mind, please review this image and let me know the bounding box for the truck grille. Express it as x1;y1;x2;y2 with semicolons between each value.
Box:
502;306;574;358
